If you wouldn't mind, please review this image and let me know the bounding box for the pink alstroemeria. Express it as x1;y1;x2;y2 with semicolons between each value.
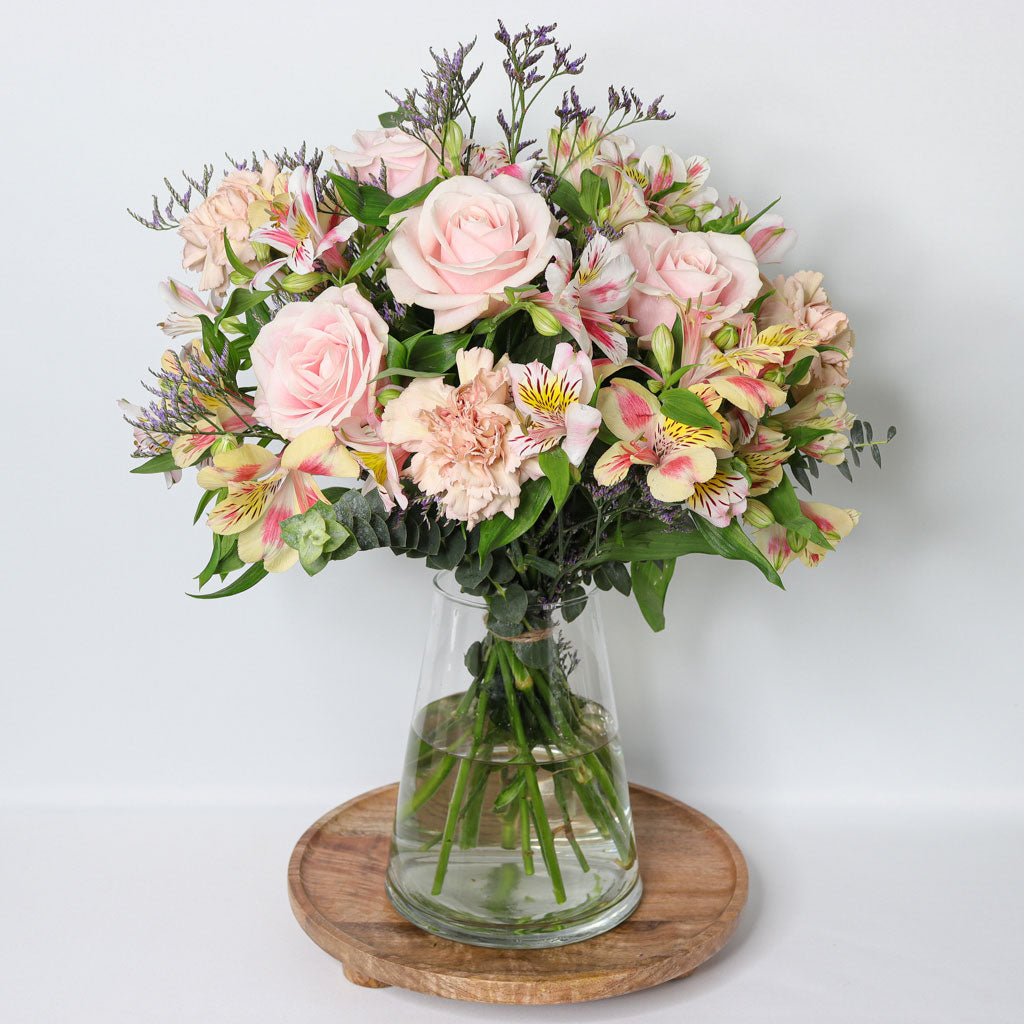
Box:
724;197;797;263
157;279;219;338
536;236;635;363
687;465;750;527
197;427;359;572
753;502;859;571
249;167;358;289
508;342;603;465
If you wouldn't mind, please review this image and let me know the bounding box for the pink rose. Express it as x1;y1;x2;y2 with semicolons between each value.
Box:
251;285;387;441
386;175;558;334
178;166;277;294
330;128;440;198
622;222;761;339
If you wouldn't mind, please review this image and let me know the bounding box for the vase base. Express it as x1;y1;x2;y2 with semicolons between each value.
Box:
289;782;748;1004
384;871;643;949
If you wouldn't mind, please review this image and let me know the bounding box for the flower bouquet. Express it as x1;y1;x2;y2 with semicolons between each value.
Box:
122;21;891;948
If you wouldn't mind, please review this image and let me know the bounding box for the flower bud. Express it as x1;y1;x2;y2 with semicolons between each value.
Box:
713;324;740;352
786;529;808;553
743;498;775;529
377;388;402;406
210;435;238;456
281;272;327;294
440;120;465;173
527;303;563;337
650;324;675;379
763;368;787;385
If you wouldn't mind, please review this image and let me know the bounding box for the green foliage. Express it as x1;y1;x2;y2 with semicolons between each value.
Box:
279;502;355;575
658;388;722;431
761;475;833;550
631;559;676;631
130;452;177;475
188;561;268;599
406;331;471;374
477;478;552;563
537;448;571;509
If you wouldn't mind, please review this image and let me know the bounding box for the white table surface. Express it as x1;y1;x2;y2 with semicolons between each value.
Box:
2;797;1021;1023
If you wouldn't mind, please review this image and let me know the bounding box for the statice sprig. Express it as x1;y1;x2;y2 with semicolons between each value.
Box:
494;21;586;158
127;164;214;231
385;38;482;169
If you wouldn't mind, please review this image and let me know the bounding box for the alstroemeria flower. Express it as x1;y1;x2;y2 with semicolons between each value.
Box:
736;425;792;495
753;502;859;571
686;464;750;527
157;279;219;339
197;428;359;572
771;387;853;465
249;167;358;289
535;236;635;363
507;342;603;465
723;197;797;263
594;413;720;502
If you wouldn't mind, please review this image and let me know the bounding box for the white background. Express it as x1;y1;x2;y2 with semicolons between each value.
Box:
2;1;1022;1021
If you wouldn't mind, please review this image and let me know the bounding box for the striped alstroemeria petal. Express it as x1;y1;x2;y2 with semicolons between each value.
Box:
196;444;280;490
281;426;360;479
687;468;749;527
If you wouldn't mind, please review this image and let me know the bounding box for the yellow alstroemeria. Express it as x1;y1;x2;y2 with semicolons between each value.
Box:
736;425;792;495
753;501;859;571
197;428;359;572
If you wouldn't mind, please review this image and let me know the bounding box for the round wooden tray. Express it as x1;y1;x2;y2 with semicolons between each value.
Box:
288;782;747;1005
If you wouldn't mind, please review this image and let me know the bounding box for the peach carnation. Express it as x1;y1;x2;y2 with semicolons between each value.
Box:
178;166;277;294
379;349;527;527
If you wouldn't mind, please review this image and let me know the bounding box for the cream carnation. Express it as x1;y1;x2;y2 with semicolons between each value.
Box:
251;285;387;441
178;166;276;295
386;175;557;334
379;349;526;527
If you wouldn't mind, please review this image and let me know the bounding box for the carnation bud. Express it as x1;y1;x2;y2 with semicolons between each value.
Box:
743;499;775;529
377;388;402;406
527;303;563;337
713;324;740;352
650;324;675;379
281;272;327;294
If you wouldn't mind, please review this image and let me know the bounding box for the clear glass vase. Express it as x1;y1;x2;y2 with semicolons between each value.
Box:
385;572;642;948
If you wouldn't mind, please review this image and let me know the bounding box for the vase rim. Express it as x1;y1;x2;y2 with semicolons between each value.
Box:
432;571;596;611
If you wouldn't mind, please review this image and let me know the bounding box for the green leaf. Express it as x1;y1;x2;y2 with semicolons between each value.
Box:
537;447;571;510
493;774;526;810
600;560;632;596
378;110;405;128
785;426;833;449
579;169;604;219
380;178;441;217
562;585;589;622
329;172;362;214
690;516;784;588
723;197;781;235
344;224;398;282
489;583;528;624
761;474;833;550
193;486;219;524
188;561;268;599
216;288;273;322
477;478;552;563
550;178;588;221
657;388;722;431
631;558;676;631
130;452;177;475
589;518;709;563
785;354;815;385
387;336;408;370
222;232;254;279
523;554;560;578
406;332;471;374
196;533;223;589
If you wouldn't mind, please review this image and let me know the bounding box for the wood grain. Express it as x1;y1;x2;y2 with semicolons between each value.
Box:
288;782;747;1005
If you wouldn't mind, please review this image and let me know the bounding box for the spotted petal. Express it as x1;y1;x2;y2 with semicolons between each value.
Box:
687;468;749;527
